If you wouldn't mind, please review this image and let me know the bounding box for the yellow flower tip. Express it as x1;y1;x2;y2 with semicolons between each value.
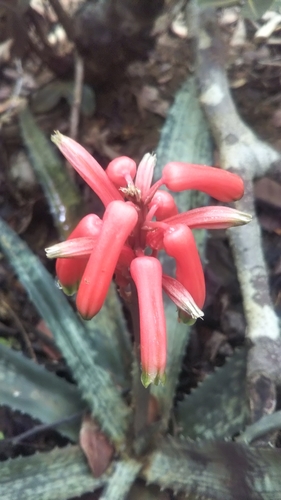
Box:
155;372;166;386
57;280;79;297
51;130;63;147
141;372;151;388
45;244;61;259
235;211;252;225
178;310;197;325
141;371;166;388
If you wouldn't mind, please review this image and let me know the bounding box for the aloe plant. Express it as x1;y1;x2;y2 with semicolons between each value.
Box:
0;76;280;500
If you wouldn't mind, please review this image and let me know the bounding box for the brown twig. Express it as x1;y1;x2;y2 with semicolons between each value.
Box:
1;297;37;362
0;411;83;447
48;0;75;42
187;2;281;423
69;50;84;140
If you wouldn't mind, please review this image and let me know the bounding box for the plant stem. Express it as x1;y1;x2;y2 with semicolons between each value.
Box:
130;281;151;438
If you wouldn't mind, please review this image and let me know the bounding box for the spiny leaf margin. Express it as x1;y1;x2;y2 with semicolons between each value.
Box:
175;347;250;440
0;343;84;441
0;217;131;446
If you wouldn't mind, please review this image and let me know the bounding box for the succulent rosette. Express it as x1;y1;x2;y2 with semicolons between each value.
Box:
46;132;251;387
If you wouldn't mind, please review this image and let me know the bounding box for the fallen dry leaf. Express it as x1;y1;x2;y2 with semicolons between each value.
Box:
80;414;114;477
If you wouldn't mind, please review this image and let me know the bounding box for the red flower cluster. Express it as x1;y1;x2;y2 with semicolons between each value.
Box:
47;132;250;387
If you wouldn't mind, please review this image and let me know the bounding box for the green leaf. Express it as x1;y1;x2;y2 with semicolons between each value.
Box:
241;0;277;20
271;0;281;12
99;459;141;500
0;217;131;447
197;0;239;9
83;283;132;389
175;347;250;440
0;343;84;441
197;0;280;19
238;409;281;445
19;107;83;238
0;446;106;500
144;437;281;499
151;76;213;423
31;81;96;117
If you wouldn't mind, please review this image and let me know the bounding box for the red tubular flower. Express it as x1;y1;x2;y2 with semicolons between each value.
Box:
55;214;102;295
76;200;138;319
163;224;206;309
161;162;244;202
106;156;136;188
148;190;178;221
130;256;166;387
49;133;251;387
51;132;123;206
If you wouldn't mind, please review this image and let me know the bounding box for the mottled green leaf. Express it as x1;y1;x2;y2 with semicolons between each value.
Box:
83;283;132;389
0;217;131;446
99;460;141;500
0;446;105;500
0;344;84;441
144;437;281;499
176;347;250;440
19;107;82;238
238;409;281;445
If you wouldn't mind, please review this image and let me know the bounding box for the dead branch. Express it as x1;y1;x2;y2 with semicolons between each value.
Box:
187;2;281;423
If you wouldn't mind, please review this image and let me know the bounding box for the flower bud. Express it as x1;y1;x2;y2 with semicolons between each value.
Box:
130;256;166;387
106;156;136;188
77;201;138;319
51;132;123;206
161;162;244;202
55;214;102;295
148;190;178;220
163;224;205;309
